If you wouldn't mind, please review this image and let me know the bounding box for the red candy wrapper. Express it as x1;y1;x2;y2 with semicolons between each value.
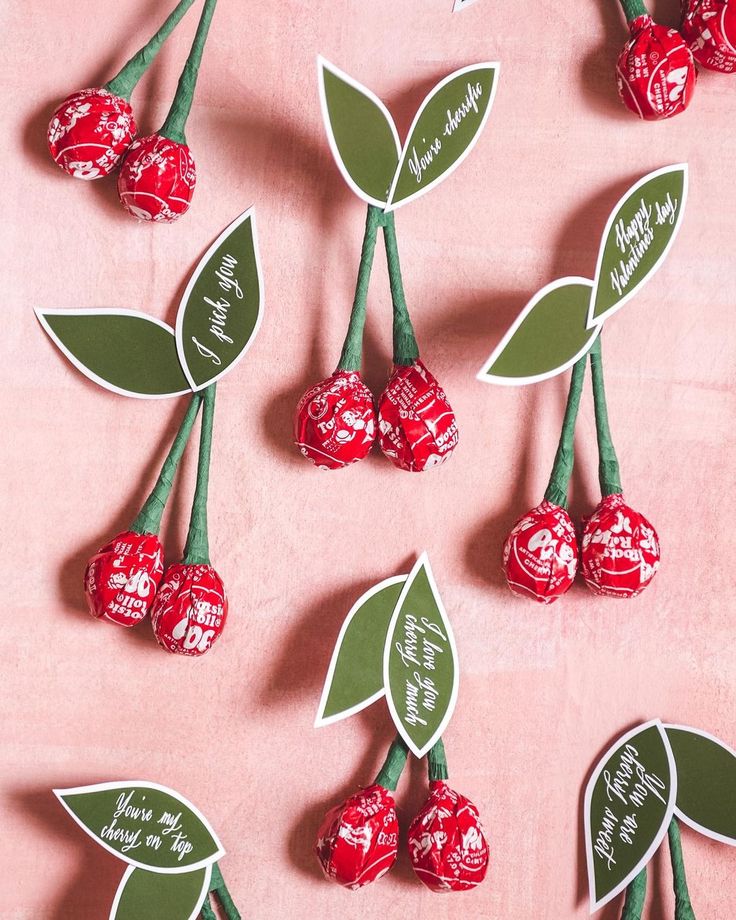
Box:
47;88;136;179
503;500;579;604
150;563;227;655
118;134;196;222
581;493;660;598
408;781;489;893
681;0;736;72
315;784;399;889
84;530;164;627
377;361;458;472
294;371;376;470
616;15;696;119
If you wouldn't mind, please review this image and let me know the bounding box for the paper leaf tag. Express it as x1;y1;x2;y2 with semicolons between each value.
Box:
55;782;224;872
590;164;687;326
176;209;263;391
477;278;599;385
36;310;190;399
383;554;458;758
111;865;210;920
584;720;676;913
665;724;736;846
387;63;499;211
315;575;406;727
318;57;401;207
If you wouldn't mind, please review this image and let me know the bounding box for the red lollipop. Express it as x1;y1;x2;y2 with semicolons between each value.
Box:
150;562;227;655
294;370;376;470
84;530;164;626
615;6;696;119
681;0;736;72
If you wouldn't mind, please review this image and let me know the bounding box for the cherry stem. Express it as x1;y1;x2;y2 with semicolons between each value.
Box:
669;820;696;920
130;393;202;536
383;211;420;366
427;737;449;782
105;0;198;100
160;0;219;144
183;385;216;565
590;336;623;497
208;864;242;920
373;734;409;791
620;866;646;919
543;355;587;508
619;0;648;24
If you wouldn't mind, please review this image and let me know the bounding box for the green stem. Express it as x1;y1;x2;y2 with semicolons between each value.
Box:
669;820;696;920
209;864;241;920
619;0;648;24
200;895;217;920
336;206;385;372
427;737;449;782
160;0;219;143
105;0;198;100
130;393;202;536
373;735;409;791
182;385;216;565
383;211;420;366
590;336;623;497
620;867;647;920
543;355;587;508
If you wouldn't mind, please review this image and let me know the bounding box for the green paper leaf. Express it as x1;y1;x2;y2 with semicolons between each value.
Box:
584;720;676;913
111;866;210;920
55;782;224;872
383;554;458;758
590;164;688;325
318;57;401;206
477;278;599;385
315;575;406;726
36;309;189;399
176;209;263;391
665;724;736;845
387;62;499;210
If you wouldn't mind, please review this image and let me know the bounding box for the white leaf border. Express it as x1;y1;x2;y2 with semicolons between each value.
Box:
383;552;459;759
54;780;225;875
109;864;212;920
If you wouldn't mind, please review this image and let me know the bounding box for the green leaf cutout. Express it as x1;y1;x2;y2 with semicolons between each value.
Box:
36;310;189;399
590;164;688;326
318;57;401;206
478;278;598;385
111;866;210;920
666;725;736;845
383;553;458;758
176;209;263;391
584;720;676;913
387;62;499;210
315;575;406;726
55;782;224;872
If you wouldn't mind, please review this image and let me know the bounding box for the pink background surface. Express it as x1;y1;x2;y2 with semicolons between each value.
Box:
2;0;735;917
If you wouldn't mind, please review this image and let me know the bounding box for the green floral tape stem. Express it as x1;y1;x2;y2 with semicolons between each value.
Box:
669;820;696;920
427;737;449;782
160;0;219;144
183;385;216;565
337;205;385;373
619;0;649;24
620;867;646;920
105;0;198;100
590;336;623;497
130;393;203;536
374;735;409;791
205;864;241;920
383;211;420;367
543;355;587;508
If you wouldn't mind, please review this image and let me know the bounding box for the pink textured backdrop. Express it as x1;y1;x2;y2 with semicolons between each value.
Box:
2;0;734;917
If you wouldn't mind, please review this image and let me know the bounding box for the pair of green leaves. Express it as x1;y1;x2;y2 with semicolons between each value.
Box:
36;209;263;399
315;553;459;759
478;164;688;385
55;781;225;920
319;57;499;211
585;720;736;912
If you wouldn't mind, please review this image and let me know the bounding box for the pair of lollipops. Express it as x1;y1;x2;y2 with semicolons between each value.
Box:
616;0;736;119
47;0;218;221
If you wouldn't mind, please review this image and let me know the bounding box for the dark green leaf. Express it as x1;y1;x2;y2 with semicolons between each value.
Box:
112;866;209;920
